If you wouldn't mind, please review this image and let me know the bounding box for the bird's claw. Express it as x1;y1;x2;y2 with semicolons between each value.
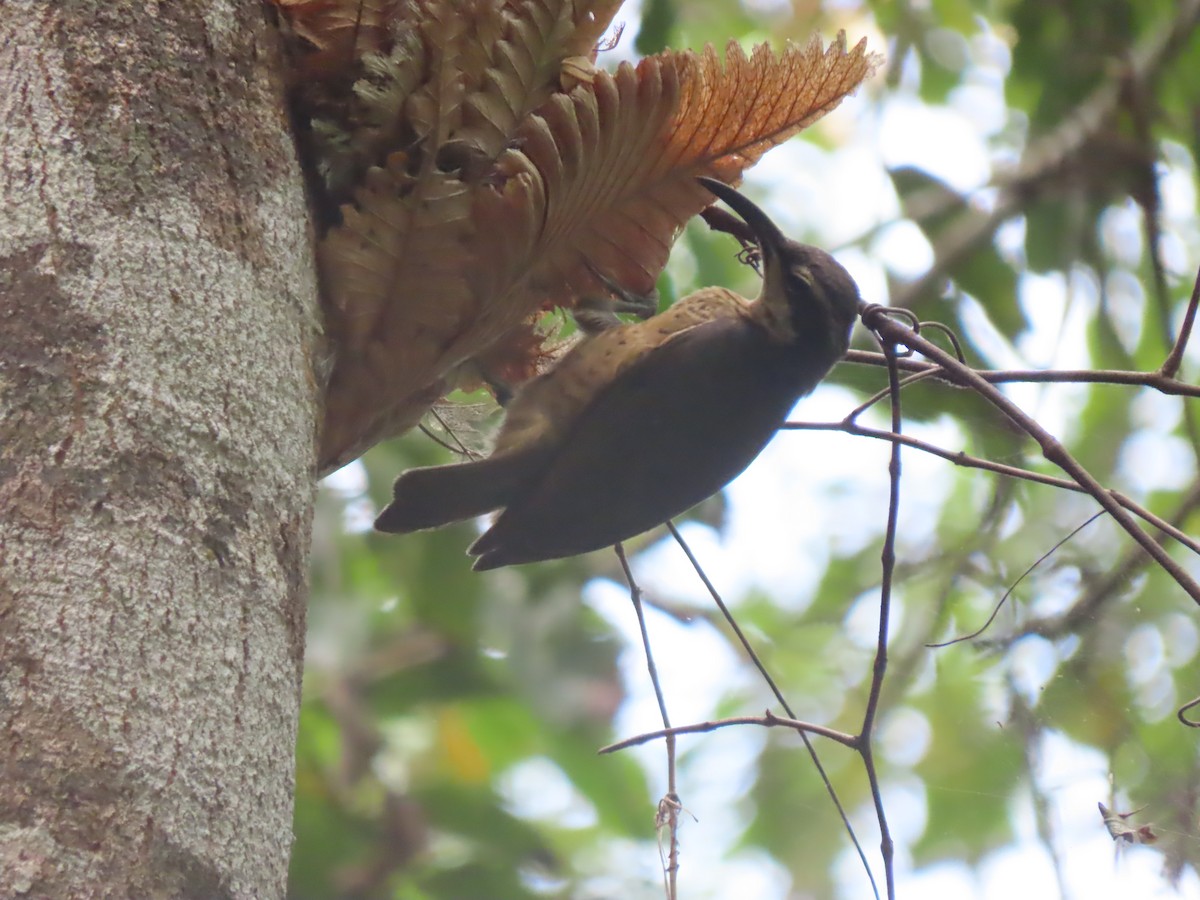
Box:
581;259;659;321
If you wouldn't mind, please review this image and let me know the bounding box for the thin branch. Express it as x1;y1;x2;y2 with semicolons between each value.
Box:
417;422;470;457
788;418;1076;486
1108;489;1200;558
783;420;1200;557
664;523;789;708
841;349;1200;398
422;406;484;458
600;712;859;754
843;367;944;423
664;523;881;900
860;305;1200;609
1178;695;1200;727
614;543;679;900
959;367;1200;395
1161;265;1200;378
858;328;903;900
984;481;1200;645
927;512;1106;648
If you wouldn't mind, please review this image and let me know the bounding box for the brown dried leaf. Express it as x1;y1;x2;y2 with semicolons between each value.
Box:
452;0;623;163
318;157;478;464
403;1;505;153
276;0;411;71
467;316;556;387
279;0;621;202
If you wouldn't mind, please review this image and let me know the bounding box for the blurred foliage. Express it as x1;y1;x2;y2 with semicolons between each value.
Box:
292;0;1200;897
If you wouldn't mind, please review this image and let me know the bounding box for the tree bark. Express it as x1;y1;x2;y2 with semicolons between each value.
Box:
0;2;319;897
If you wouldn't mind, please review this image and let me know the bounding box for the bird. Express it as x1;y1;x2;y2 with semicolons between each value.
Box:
375;176;862;570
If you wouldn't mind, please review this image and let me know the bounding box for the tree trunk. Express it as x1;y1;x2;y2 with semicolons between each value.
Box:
0;2;319;897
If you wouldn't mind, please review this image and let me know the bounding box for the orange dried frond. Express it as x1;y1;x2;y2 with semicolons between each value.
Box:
482;32;880;312
668;34;879;171
275;0;405;59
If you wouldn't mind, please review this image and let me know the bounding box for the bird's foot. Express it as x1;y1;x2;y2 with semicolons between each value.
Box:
574;260;659;334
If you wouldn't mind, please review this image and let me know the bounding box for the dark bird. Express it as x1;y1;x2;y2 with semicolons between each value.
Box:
375;177;862;569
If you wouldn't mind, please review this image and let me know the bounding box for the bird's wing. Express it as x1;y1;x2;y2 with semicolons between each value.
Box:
469;315;806;569
492;287;751;457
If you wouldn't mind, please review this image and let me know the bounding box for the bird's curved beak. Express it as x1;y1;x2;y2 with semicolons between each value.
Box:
696;176;788;260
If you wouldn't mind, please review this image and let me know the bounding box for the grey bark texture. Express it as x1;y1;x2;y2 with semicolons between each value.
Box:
0;1;320;897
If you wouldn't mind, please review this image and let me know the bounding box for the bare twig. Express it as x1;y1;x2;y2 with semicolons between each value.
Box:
860;305;1200;609
1161;265;1200;378
700;204;756;249
842;349;1200;398
422;406;484;458
663;524;789;708
927;512;1106;648
985;481;1200;645
600;711;858;754
614;543;679;900
1178;695;1200;727
417;423;469;457
663;523;881;900
843;367;944;422
857;325;903;900
782;421;1200;556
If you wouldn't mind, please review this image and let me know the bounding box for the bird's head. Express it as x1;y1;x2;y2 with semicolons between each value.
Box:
696;176;860;352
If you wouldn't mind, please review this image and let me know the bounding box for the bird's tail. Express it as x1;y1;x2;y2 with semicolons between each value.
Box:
374;450;546;534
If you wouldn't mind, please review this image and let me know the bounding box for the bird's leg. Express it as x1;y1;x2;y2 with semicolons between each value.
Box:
573;260;660;335
571;301;623;335
587;260;660;318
